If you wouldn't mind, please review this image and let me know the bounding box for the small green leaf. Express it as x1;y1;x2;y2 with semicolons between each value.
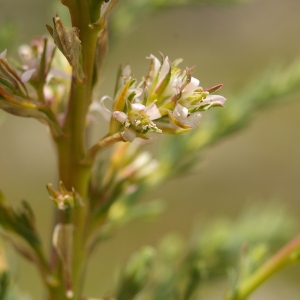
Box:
0;201;40;248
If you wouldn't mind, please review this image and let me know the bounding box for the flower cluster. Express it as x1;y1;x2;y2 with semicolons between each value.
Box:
0;37;72;134
92;54;226;141
18;37;56;84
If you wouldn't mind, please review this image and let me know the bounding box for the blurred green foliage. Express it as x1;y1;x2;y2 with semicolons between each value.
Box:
0;244;30;300
110;0;246;38
114;204;298;300
0;24;15;50
90;59;300;225
88;55;300;299
155;60;300;179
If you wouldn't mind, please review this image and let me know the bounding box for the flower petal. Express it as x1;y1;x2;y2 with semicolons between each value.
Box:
145;102;161;120
183;112;202;128
202;94;227;106
131;102;146;111
122;65;131;79
18;45;32;62
89;96;113;121
173;103;189;118
183;77;199;93
0;49;7;59
147;54;161;78
113;111;128;123
158;56;170;85
46;68;72;83
122;129;136;142
99;96;113;120
169;103;202;129
21;68;36;83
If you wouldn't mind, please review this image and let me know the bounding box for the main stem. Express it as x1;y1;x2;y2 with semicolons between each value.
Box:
51;1;100;299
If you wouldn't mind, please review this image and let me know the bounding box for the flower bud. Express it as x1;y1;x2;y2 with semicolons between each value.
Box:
46;181;83;210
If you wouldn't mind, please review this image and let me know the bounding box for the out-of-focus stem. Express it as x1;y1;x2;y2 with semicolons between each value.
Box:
36;84;46;103
224;234;300;300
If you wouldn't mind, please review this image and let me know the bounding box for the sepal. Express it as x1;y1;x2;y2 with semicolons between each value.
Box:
91;0;119;29
204;83;223;93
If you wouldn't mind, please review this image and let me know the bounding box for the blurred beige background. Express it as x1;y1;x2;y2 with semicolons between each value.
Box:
0;0;300;299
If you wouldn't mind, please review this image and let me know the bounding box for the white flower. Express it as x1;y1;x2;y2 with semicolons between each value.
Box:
94;54;226;134
114;101;162;135
119;151;159;179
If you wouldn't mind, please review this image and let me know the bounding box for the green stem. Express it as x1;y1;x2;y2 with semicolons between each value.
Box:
224;234;300;300
36;84;46;104
86;132;125;163
51;1;101;299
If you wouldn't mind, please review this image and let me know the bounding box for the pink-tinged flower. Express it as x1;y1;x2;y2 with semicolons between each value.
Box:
18;38;71;85
94;54;226;136
119;151;159;179
144;54;225;110
200;94;227;109
143;54;226;129
18;39;54;83
88;64;144;124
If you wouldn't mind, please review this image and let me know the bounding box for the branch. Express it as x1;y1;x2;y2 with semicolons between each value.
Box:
224;234;300;300
86;132;125;163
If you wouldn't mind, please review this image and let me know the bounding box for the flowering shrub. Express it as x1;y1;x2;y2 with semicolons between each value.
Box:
0;1;300;300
